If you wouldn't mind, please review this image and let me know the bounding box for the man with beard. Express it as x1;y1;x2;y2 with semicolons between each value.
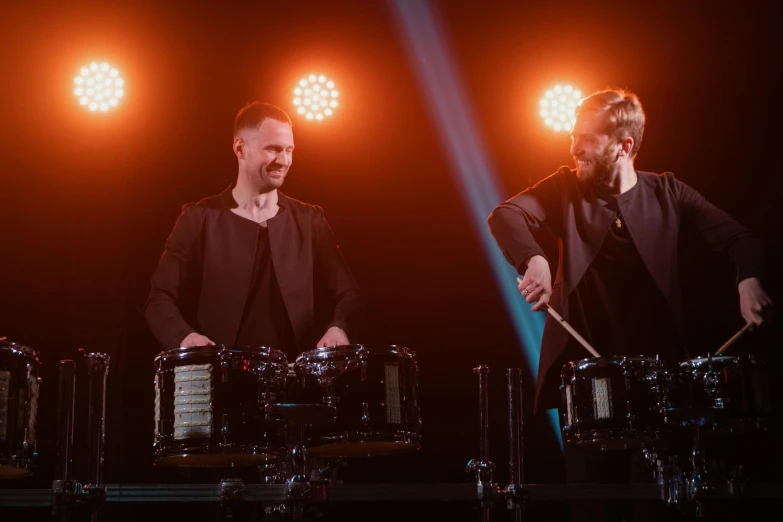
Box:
487;89;772;520
145;102;363;359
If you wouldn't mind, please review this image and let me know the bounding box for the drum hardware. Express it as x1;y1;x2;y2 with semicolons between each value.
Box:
465;365;498;522
52;359;77;522
293;345;421;458
81;350;110;522
560;355;669;449
219;477;247;521
153;345;289;467
504;368;527;522
265;403;335;520
0;340;41;480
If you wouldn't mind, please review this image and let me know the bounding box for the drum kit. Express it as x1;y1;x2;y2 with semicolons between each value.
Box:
559;348;775;516
1;333;780;521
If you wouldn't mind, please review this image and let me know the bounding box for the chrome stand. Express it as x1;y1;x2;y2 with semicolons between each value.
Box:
466;365;498;522
504;368;526;522
84;351;110;522
52;360;77;522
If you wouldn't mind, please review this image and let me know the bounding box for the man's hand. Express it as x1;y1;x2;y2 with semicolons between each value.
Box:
316;326;349;348
738;277;773;327
180;332;216;347
517;255;553;312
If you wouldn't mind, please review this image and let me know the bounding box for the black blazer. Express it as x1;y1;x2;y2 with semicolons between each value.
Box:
488;167;766;412
144;185;364;352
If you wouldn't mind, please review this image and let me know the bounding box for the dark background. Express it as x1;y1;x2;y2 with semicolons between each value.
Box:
1;0;781;519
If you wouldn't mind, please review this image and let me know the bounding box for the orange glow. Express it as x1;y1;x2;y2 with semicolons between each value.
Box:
292;74;339;122
75;61;124;113
539;84;581;132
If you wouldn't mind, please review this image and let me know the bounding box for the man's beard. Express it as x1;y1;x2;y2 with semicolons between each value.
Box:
583;146;616;187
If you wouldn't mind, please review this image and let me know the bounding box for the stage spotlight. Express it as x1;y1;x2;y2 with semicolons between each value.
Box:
539;84;581;132
74;62;124;112
293;74;338;121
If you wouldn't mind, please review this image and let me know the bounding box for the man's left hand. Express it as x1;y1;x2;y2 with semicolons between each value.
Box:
738;277;774;327
316;326;349;348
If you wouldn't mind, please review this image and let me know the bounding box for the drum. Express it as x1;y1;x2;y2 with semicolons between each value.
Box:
669;354;771;428
293;345;421;458
0;340;41;479
560;355;669;449
154;345;288;467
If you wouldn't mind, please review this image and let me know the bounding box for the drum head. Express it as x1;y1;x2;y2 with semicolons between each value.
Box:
156;345;287;365
296;344;413;364
680;355;737;368
0;340;38;363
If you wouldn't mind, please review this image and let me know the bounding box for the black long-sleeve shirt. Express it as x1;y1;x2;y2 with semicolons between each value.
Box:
488;167;766;413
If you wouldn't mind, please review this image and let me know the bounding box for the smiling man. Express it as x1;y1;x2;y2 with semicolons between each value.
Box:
145;102;363;358
487;89;772;519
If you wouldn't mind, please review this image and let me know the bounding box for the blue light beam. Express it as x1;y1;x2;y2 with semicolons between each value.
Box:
389;0;545;375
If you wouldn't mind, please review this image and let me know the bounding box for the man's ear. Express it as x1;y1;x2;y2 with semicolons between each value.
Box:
232;137;244;159
618;137;634;158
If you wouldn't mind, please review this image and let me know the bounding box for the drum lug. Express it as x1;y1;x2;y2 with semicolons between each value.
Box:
360;358;368;382
221;414;229;444
361;401;371;426
221;360;229;383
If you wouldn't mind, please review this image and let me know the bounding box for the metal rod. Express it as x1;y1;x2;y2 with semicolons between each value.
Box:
55;360;76;481
86;353;110;486
474;365;490;462
507;368;524;488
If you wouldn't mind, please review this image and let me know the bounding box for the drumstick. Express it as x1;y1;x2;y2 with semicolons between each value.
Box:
0;336;6;341
516;277;601;358
714;322;754;355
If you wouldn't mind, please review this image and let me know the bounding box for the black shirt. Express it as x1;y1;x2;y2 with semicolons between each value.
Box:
540;188;681;410
233;211;297;358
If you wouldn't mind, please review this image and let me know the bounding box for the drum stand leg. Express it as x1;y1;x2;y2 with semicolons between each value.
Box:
52;360;77;522
286;423;313;521
504;368;527;522
84;352;110;522
465;365;498;522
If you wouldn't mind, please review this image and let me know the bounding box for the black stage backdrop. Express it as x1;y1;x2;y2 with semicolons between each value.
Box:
1;1;781;521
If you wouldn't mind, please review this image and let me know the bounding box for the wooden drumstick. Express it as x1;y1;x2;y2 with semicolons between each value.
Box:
714;322;754;356
516;277;602;358
0;336;6;341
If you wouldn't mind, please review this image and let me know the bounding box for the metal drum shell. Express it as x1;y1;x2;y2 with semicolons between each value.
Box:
0;341;41;479
153;345;288;467
293;344;421;458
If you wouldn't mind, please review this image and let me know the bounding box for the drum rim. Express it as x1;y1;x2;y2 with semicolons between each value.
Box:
295;344;413;362
0;340;38;359
679;355;737;367
156;344;287;363
565;354;662;368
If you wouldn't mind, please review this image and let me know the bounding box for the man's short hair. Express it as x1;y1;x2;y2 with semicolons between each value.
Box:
233;102;292;137
576;89;645;158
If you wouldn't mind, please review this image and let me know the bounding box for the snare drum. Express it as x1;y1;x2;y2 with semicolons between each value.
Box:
154;345;288;467
293;345;421;458
671;354;771;427
0;341;41;479
560;356;669;449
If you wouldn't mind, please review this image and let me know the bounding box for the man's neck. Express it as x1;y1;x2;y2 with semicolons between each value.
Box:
231;176;279;220
600;163;637;195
